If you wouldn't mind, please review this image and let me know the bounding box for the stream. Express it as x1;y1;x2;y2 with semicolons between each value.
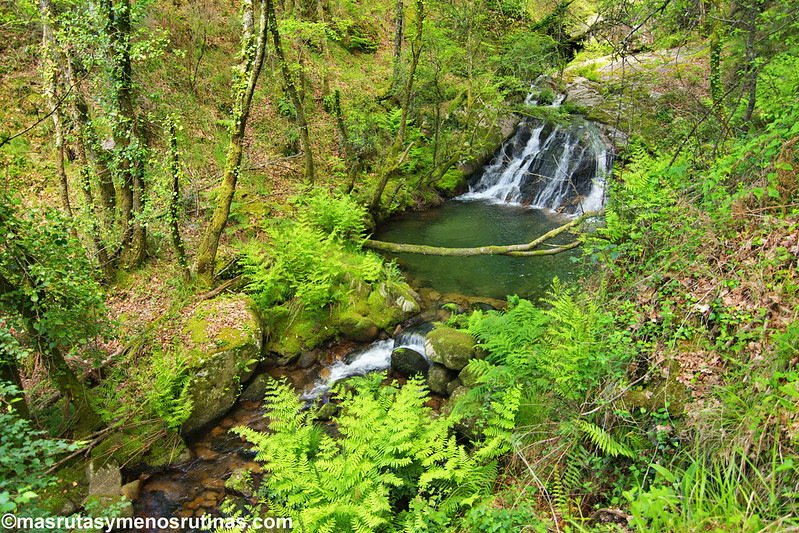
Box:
132;104;613;530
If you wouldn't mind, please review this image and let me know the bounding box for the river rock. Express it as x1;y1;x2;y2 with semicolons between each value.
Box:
425;327;477;371
226;468;253;498
85;461;134;519
427;363;458;396
446;377;463;396
180;296;262;435
458;362;482;388
240;373;270;402
445;385;480;440
337;312;380;341
264;280;420;360
391;348;429;378
299;349;319;369
314;401;339;421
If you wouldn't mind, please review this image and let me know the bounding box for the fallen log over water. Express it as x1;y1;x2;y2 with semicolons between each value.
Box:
364;210;602;257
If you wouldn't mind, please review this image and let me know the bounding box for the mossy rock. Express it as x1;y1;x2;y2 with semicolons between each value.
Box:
265;306;333;362
181;296;262;435
262;280;420;360
337;311;380;342
391;347;429;378
40;461;86;515
365;281;421;329
458;360;482;388
425;326;477;371
443;385;481;440
618;376;691;416
427;362;457;396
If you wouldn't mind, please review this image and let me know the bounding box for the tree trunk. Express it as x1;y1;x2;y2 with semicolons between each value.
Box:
267;0;315;184
334;90;361;193
364;210;599;256
167;118;188;272
391;0;404;95
0;356;29;420
42;0;114;282
743;1;761;124
369;0;424;214
195;0;268;282
105;0;146;268
39;0;74;223
63;53;117;233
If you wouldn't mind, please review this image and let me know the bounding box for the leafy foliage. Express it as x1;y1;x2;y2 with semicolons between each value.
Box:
241;191;392;310
231;375;496;532
0;382;82;514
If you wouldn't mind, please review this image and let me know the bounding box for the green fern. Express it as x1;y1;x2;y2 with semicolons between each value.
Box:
577;420;635;459
231;375;494;533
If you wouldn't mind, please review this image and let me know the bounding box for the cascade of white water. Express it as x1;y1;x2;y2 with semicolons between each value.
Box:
301;328;428;400
460;94;611;216
461;124;548;204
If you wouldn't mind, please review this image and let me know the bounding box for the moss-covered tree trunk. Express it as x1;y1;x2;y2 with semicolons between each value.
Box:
267;0;315;184
364;210;599;256
195;0;268;283
167;118;188;272
104;0;146;268
369;0;425;214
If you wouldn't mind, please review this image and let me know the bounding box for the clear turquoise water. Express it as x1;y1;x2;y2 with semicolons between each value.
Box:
373;199;584;301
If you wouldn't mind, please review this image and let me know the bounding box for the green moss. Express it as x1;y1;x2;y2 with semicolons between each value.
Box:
90;426;188;473
40;461;86;515
426;326;476;371
435;168;467;195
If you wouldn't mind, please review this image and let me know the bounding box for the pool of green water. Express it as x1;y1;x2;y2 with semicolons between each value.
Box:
374;199;585;301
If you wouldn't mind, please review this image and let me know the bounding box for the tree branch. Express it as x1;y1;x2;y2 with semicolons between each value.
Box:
364;210;601;256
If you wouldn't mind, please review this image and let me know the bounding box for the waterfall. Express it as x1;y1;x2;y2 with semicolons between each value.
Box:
302;324;430;400
460;112;613;216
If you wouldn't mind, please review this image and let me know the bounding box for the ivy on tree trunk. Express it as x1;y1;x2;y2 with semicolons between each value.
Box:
195;0;268;283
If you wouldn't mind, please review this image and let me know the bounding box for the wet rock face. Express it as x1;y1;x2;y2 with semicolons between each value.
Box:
390;347;429;378
180;296;262;436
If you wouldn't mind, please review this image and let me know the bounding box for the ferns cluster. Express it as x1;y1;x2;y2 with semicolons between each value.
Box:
240;190;394;310
466;282;633;403
232;375;496;533
92;347;193;431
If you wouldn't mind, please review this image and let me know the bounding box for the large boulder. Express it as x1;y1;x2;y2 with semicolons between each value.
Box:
263;279;421;361
180;296;262;435
391;348;429;378
425;327;477;371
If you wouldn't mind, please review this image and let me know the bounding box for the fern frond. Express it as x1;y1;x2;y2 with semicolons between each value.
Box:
577;420;635;458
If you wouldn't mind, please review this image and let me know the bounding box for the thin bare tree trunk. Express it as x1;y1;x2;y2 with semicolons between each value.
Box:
267;0;315;184
63;53;117;232
391;0;404;95
369;0;424;214
195;0;268;283
40;1;73;221
105;0;146;268
40;0;113;280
